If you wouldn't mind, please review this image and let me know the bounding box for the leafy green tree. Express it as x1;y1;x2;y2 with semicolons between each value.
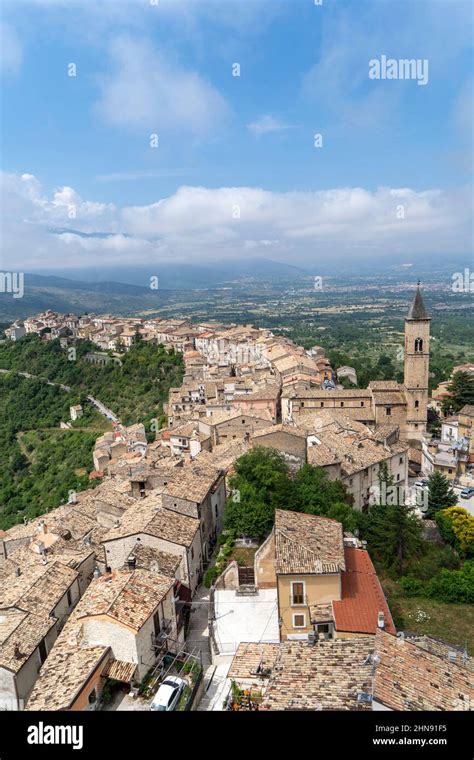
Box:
224;481;274;540
436;507;474;558
426;471;457;518
223;448;356;538
442;371;474;414
294;464;353;512
326;502;359;533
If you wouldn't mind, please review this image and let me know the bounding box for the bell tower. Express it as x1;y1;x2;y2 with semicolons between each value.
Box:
404;282;430;444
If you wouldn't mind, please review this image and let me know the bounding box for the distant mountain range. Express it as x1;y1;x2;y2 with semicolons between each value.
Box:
0;259;310;322
31;257;309;288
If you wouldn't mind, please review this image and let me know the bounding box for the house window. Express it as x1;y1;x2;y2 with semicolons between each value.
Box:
38;639;47;665
414;338;423;353
320;402;324;407
301;402;305;407
386;407;391;416
293;613;306;628
340;402;344;407
448;469;453;474
349;478;353;485
191;547;194;560
399;457;403;464
153;611;161;636
361;401;364;407
316;623;330;634
291;581;305;605
67;588;72;607
396;473;400;481
88;689;97;705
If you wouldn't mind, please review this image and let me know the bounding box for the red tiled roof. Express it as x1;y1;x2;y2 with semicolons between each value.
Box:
332;548;396;636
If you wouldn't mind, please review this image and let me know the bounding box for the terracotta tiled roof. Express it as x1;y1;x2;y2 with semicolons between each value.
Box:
307;441;341;467
102;496;199;547
228;643;279;681
368;380;401;390
332;548;396;636
125;542;181;577
251;424;307;440
274;510;345;575
404;634;473;672
0;607;56;673
261;638;374;711
309;603;334;623
25;645;110;711
0;561;78;616
373;629;473;711
164;464;222;503
102;658;138;683
76;569;173;631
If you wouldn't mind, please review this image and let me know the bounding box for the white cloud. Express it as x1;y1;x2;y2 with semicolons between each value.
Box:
0;23;23;75
247;115;294;136
95;37;228;136
0;171;470;271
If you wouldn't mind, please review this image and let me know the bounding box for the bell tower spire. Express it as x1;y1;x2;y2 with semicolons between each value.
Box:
404;283;430;444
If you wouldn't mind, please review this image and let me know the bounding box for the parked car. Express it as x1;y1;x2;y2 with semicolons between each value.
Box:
414;480;429;489
460;487;474;499
150;676;187;712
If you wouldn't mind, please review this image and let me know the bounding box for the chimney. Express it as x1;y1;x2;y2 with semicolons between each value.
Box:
377;611;385;630
13;644;23;660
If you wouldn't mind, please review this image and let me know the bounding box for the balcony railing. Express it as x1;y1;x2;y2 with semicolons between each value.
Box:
151;619;173;648
289;595;308;607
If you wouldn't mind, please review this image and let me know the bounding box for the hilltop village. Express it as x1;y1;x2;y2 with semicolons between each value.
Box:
1;288;473;713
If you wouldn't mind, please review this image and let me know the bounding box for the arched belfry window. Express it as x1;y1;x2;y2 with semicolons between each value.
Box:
414;338;423;353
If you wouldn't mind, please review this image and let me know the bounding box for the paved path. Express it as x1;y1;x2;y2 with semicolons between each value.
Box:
87;395;120;424
197;662;231;712
0;368;119;424
185;585;212;672
0;367;70;391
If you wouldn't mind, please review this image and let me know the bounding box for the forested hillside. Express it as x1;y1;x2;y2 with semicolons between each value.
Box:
0;335;184;425
0;336;184;529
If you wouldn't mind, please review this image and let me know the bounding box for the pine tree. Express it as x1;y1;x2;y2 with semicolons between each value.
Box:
426;471;458;519
367;502;423;575
365;461;422;575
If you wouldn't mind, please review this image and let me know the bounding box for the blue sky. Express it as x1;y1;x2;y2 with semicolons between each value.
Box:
0;0;472;272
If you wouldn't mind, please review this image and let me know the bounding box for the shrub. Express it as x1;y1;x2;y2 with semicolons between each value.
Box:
204;567;218;588
399;577;424;597
404;543;460;581
436;507;474;558
426;562;474;604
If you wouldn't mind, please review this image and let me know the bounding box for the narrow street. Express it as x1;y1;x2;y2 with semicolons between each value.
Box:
185;584;231;711
185;584;212;672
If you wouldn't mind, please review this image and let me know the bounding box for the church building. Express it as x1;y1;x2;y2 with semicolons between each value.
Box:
281;284;430;448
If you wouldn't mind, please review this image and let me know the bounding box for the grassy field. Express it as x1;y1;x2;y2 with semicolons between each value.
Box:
383;579;474;654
